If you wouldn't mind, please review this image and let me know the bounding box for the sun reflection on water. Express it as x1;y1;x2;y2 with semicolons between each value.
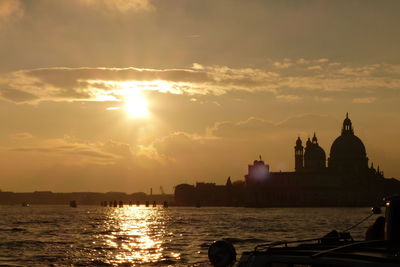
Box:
100;206;179;265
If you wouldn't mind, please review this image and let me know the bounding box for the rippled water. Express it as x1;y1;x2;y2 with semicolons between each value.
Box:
0;205;376;266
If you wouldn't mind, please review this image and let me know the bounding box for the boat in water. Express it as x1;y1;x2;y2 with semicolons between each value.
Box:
69;200;77;208
208;196;400;267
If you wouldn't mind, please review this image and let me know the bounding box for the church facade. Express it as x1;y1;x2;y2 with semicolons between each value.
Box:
175;114;400;207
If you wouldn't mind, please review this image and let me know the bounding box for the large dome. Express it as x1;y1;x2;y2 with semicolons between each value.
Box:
330;134;366;160
328;114;368;173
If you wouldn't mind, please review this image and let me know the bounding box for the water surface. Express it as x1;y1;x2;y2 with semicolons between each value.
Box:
0;206;375;266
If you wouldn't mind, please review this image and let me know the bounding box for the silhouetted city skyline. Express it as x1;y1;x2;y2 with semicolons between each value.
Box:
175;114;399;206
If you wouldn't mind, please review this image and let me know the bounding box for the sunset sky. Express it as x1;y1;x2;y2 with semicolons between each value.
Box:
1;0;400;193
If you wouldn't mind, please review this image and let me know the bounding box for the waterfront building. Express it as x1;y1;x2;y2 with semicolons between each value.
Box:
174;114;400;206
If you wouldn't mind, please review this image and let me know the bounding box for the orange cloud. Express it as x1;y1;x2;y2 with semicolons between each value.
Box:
352;97;377;104
9;132;33;140
82;0;154;12
0;0;23;25
1;60;399;105
276;94;301;102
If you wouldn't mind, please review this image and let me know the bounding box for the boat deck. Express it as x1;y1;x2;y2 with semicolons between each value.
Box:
238;240;400;267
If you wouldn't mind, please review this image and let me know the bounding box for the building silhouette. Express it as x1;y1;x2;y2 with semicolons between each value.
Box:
175;114;400;206
293;113;369;174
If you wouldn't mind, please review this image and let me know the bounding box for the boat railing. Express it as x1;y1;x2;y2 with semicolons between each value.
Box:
254;232;354;252
311;239;385;258
254;238;322;251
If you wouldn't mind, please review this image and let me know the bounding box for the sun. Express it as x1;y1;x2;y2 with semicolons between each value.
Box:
124;91;149;118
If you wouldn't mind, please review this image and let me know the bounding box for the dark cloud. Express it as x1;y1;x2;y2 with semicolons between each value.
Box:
209;117;276;138
10;143;117;160
25;67;212;88
277;114;339;131
0;86;38;102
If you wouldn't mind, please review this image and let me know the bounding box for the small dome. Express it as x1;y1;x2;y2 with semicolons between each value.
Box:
305;144;326;161
304;137;326;171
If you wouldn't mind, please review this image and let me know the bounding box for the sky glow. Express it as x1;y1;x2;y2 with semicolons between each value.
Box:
0;0;400;193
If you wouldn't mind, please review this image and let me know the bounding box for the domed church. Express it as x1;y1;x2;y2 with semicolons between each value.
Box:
295;113;369;175
239;112;400;206
176;113;400;207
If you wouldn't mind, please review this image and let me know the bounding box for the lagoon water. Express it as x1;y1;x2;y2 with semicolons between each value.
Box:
0;205;375;266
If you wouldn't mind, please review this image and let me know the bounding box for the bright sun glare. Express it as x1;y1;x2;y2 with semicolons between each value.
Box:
124;91;149;118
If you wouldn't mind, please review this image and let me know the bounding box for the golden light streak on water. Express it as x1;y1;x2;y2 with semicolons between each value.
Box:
103;206;179;265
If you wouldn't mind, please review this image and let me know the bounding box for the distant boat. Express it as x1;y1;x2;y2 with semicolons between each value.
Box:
69;200;77;208
163;201;169;208
22;202;29;207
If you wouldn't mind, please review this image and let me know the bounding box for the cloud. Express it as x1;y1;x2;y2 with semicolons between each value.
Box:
2;112;398;192
152;132;206;159
274;61;293;69
9;137;122;165
82;0;154;12
314;96;333;103
277;114;339;131
1;59;400;104
147;114;342;179
9;132;33;140
101;140;136;158
307;65;322;71
0;0;23;25
7;135;165;167
7;67;214;101
207;117;275;139
338;65;381;76
0;86;38;102
191;63;204;70
1;66;279;102
276;94;301;102
0;134;172;192
207;114;338;140
352;97;377;104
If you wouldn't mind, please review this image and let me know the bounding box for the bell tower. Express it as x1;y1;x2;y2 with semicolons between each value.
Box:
294;136;304;172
